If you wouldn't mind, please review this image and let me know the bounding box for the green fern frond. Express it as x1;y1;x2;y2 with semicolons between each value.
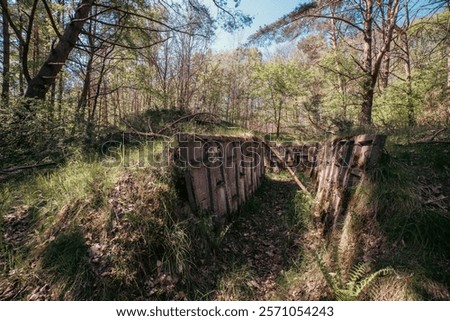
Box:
348;263;369;284
355;267;393;295
346;263;369;293
315;248;394;301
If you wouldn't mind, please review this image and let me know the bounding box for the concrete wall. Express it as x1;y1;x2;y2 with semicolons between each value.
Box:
266;143;319;172
177;134;265;221
177;133;386;232
309;134;387;234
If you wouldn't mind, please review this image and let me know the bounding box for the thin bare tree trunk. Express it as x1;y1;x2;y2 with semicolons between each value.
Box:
447;39;450;91
405;54;415;127
57;72;64;121
330;4;347;117
402;3;415;127
360;0;399;126
1;0;10;107
32;24;40;76
360;0;374;126
380;42;391;89
57;0;65;122
76;54;93;125
49;82;56;120
18;44;24;95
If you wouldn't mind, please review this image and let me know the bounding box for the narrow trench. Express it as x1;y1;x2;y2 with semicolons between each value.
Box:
196;175;301;300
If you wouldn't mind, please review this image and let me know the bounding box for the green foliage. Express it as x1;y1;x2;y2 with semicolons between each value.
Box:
316;250;393;301
217;265;256;300
123;109;189;133
285;190;313;232
0;98;72;170
1;157;119;229
189;210;233;255
0;151;185;299
369;143;450;288
374;64;447;128
42;231;89;277
162;221;192;279
251;57;304;136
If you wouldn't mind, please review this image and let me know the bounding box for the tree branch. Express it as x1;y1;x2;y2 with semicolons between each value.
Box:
0;0;26;45
41;0;63;38
22;0;39;83
0;162;57;174
298;14;365;32
80;30;171;50
263;139;312;197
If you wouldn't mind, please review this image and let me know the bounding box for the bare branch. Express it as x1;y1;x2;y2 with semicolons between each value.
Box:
22;0;39;83
0;0;26;44
41;0;62;38
80;29;171;50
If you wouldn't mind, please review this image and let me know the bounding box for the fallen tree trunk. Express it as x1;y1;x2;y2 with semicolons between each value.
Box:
0;162;57;174
263;140;312;198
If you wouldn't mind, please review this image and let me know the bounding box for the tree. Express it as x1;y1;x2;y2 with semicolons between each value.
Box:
1;0;10;107
393;0;415;126
0;0;95;102
253;58;300;138
248;0;401;126
0;0;251;104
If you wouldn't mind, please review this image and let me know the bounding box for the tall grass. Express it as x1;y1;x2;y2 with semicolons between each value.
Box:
0;149;197;299
216;265;256;300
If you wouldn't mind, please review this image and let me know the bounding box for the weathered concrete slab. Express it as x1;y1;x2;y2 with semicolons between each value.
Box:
178;133;386;233
310;134;387;235
177;134;265;219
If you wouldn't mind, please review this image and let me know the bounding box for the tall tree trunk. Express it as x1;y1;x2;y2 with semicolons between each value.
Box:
447;38;450;92
32;25;40;76
57;72;64;121
76;54;93;126
57;0;65;122
1;0;10;107
18;45;24;95
49;82;56;120
360;0;374;126
405;54;415;127
360;0;399;126
86;45;111;145
380;1;393;90
25;0;95;100
330;4;347;118
276;100;282;139
399;1;415;127
380;42;391;89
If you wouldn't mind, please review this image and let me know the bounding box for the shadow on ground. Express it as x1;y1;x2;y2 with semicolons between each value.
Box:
192;175;303;300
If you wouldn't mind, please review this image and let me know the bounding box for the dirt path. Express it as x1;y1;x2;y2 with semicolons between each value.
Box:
197;175;301;300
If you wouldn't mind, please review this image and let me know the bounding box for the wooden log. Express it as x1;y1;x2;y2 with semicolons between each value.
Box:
263;140;312;198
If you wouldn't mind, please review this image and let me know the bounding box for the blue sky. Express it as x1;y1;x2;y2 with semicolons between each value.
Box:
209;0;440;52
211;0;304;51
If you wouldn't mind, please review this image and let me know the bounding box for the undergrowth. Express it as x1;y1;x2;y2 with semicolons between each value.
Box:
1;122;448;301
274;131;449;301
316;248;393;301
0;146;195;300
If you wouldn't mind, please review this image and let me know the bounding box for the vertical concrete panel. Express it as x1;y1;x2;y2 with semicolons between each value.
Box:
179;134;267;220
224;140;239;213
190;167;210;211
310;135;387;235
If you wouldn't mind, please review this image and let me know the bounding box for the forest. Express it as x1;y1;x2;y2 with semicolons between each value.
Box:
0;0;449;301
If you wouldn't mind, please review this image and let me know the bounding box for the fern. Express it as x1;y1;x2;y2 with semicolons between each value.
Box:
316;250;393;301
